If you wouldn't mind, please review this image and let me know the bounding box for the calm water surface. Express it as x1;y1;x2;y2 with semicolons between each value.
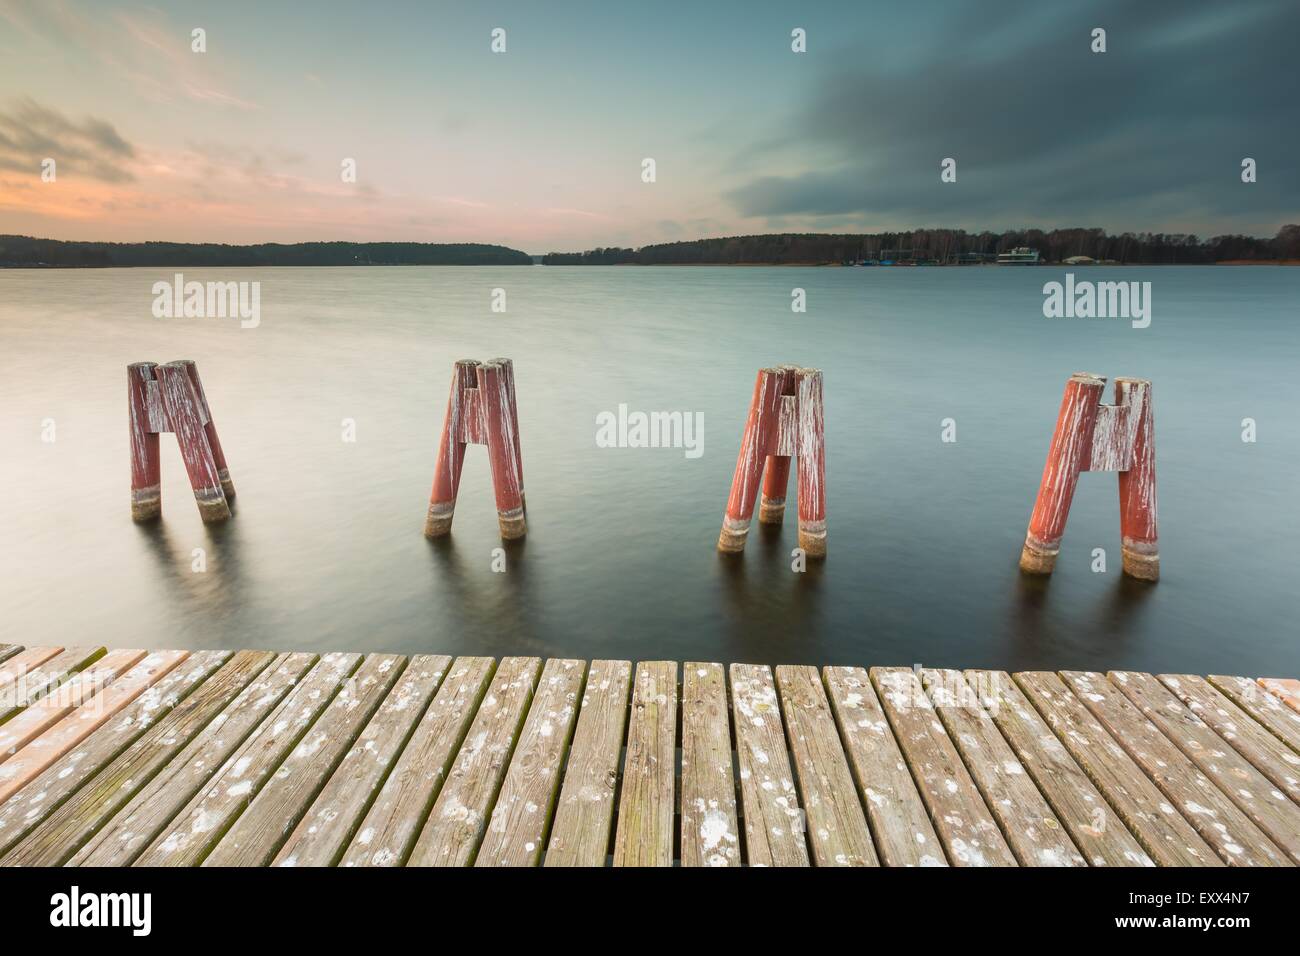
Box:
1;266;1296;675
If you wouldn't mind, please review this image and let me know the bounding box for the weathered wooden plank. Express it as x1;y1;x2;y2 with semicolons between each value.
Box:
0;650;264;865
66;652;315;867
729;663;808;867
545;660;631;867
0;646;63;685
967;670;1153;867
408;656;542;866
612;661;677;867
1259;678;1300;715
872;667;1016;866
135;652;359;866
776;665;876;866
1062;671;1288;866
274;655;452;867
1209;675;1300;755
1160;674;1300;804
679;662;740;867
1014;671;1220;866
921;668;1084;867
0;650;229;858
476;659;585;867
0;649;145;764
1113;671;1300;863
340;657;495;867
204;654;406;866
0;646;23;667
0;651;187;804
0;647;105;722
824;666;943;866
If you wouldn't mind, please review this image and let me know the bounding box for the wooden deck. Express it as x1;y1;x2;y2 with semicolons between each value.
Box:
1;643;1297;867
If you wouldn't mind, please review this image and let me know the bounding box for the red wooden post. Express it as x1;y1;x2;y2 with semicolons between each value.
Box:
1019;373;1104;574
479;362;526;539
759;456;792;524
488;357;525;511
424;358;526;540
1115;378;1158;581
718;367;786;552
758;366;798;525
796;368;827;558
1020;373;1158;580
180;359;235;501
128;362;161;521
153;362;231;523
718;366;826;557
424;360;479;537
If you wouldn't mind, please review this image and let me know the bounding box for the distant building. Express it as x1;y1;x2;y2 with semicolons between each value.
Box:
996;247;1041;265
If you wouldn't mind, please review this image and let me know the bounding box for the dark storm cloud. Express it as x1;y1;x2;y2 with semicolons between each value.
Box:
0;98;136;182
726;0;1299;234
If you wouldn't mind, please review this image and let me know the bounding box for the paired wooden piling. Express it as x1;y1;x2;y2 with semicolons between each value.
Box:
718;366;826;557
424;358;526;540
128;361;234;524
1020;373;1158;580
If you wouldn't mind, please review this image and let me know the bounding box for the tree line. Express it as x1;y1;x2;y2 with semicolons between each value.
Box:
542;226;1300;265
0;236;534;267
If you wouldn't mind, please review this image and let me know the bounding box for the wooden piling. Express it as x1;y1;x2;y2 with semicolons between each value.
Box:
759;456;791;524
154;362;231;523
1020;373;1158;580
1020;373;1104;574
127;362;161;521
424;360;479;537
718;368;785;552
758;366;798;525
478;362;526;539
718;366;825;557
424;358;526;540
796;367;827;558
1115;378;1158;581
128;360;232;523
488;357;525;512
180;360;235;501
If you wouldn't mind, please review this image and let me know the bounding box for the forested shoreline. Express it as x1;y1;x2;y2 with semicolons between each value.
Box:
543;226;1300;265
0;236;534;267
5;228;1297;268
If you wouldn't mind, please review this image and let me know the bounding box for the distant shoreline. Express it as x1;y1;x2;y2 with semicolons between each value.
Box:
0;236;533;268
4;261;1298;269
3;230;1297;268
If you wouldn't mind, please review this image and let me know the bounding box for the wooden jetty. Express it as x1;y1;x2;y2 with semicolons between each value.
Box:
1;642;1297;867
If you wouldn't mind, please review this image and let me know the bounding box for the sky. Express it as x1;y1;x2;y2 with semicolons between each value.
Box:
0;0;1296;253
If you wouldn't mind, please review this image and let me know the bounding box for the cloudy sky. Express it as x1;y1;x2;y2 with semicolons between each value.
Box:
0;0;1295;252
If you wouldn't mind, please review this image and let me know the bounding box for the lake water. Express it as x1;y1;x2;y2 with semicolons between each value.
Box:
1;266;1296;677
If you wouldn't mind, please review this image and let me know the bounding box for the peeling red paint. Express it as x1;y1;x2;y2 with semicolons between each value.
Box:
1021;374;1158;580
127;363;161;521
424;358;526;540
128;361;233;524
719;366;826;557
